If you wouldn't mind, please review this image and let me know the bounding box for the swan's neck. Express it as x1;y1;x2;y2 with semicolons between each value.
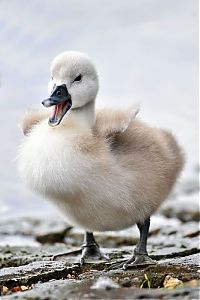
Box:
56;100;95;133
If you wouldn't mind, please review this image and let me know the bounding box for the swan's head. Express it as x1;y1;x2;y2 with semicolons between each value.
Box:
42;51;98;126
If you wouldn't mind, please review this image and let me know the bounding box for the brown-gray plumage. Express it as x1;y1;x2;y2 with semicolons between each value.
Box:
18;51;184;268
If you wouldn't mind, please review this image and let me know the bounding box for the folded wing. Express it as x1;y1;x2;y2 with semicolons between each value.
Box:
94;105;139;138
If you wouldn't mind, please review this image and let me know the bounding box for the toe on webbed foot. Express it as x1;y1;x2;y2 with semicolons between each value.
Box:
107;254;156;271
107;260;126;271
123;254;156;270
80;243;109;265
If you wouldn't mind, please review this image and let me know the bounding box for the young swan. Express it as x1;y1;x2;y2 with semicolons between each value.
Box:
18;51;184;269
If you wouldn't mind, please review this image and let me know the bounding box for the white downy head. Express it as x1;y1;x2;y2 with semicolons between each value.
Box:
49;51;99;108
43;51;99;128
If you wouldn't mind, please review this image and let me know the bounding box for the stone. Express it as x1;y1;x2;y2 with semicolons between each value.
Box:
160;191;199;222
163;275;183;288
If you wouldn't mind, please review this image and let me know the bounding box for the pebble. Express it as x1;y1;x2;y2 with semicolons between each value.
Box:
2;285;9;295
163;275;183;288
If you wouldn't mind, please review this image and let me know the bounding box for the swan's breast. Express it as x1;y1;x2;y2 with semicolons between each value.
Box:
18;121;89;197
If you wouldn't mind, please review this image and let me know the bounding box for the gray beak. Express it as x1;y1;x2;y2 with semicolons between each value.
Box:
42;84;72;126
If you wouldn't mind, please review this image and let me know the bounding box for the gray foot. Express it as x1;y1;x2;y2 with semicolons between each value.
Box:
80;243;109;265
108;254;156;270
123;253;156;270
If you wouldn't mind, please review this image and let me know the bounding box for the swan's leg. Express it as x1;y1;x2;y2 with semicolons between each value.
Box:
123;217;156;269
80;231;108;265
107;218;156;270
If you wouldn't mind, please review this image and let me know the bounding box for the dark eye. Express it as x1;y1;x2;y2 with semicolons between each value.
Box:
74;74;82;82
56;90;61;96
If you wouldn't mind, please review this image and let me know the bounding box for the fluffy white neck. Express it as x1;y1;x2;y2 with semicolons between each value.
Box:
56;100;95;133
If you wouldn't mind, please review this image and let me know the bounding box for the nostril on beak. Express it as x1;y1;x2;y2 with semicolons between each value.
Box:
42;99;52;108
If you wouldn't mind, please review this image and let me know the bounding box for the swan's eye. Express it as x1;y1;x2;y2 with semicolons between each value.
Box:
73;74;82;82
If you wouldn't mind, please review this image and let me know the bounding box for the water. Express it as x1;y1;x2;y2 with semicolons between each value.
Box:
0;0;198;218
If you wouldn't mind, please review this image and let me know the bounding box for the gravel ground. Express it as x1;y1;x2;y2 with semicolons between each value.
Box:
0;177;199;299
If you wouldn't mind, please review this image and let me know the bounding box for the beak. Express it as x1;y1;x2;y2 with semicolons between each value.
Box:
42;84;72;127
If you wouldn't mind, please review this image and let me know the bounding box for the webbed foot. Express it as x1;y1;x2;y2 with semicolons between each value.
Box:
107;216;156;272
80;243;109;265
107;253;156;270
123;253;156;270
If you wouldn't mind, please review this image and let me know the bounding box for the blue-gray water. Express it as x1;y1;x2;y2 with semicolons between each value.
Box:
0;0;198;218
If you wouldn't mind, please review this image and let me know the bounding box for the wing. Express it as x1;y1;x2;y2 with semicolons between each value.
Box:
93;105;139;138
20;109;48;136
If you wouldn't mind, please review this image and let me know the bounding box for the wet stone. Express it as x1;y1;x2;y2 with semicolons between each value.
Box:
0;260;80;288
1;279;200;300
160;176;200;222
162;253;200;267
0;215;71;246
161;192;200;222
0;244;82;269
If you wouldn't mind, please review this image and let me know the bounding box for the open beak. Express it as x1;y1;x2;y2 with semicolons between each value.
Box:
42;84;72;127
